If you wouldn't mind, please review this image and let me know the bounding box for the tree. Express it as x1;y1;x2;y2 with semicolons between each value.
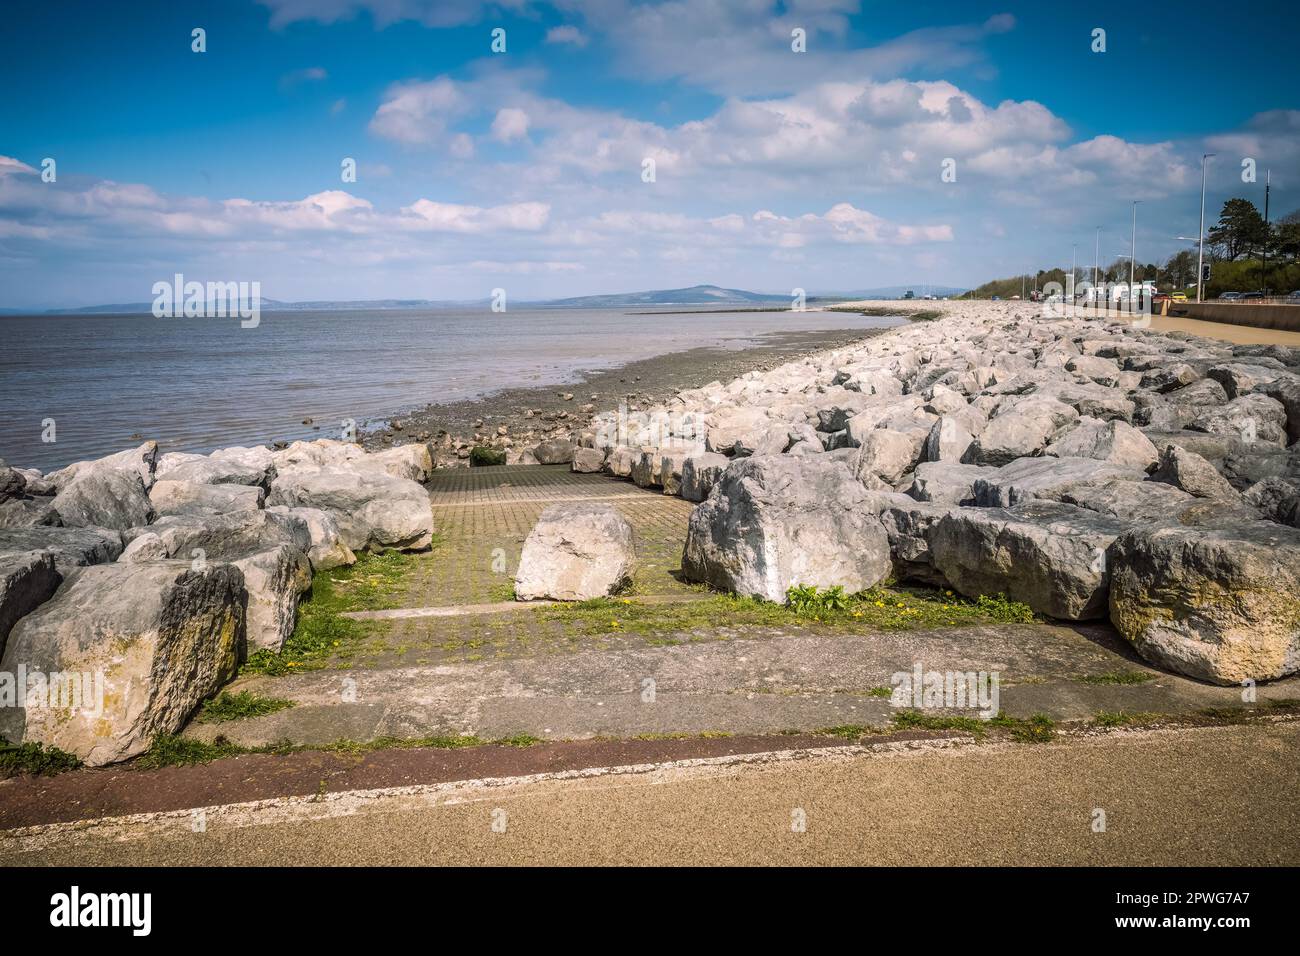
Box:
1207;198;1269;261
1164;250;1196;289
1275;210;1300;262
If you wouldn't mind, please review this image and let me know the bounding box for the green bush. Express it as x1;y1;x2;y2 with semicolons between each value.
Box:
470;446;507;467
786;584;851;616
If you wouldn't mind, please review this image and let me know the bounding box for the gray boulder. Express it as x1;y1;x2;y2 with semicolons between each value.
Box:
119;510;309;562
0;526;124;576
680;453;731;502
0;551;60;658
0;561;244;766
1059;481;1197;524
229;545;312;652
51;470;154;531
1242;478;1300;526
267;468;433;552
681;456;891;602
972;456;1146;508
962;410;1058;465
1150;445;1239;500
155;452;273;488
906;461;993;506
921;415;975;463
1046;418;1159;470
45;441;159;492
534;439;575;465
265;505;356;571
515;502;635;601
1110;522;1300;684
931;500;1128;620
148;479;264;517
571;447;606;473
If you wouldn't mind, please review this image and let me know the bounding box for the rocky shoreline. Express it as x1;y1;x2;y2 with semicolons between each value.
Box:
360;325;890;467
557;300;1300;687
5;299;1300;767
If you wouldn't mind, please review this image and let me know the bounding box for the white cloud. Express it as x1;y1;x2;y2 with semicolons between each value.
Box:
545;25;587;47
491;107;531;143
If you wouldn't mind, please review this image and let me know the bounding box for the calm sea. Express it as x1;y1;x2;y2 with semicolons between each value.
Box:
0;307;903;473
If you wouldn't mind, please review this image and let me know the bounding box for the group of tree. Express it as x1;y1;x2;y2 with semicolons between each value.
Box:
967;199;1300;299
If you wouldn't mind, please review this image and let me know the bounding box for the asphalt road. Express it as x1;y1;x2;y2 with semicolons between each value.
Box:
6;722;1297;866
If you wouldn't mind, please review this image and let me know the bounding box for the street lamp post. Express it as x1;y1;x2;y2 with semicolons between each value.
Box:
1197;153;1215;303
1130;201;1141;304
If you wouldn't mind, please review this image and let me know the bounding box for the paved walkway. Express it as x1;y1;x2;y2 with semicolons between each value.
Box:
9;722;1298;865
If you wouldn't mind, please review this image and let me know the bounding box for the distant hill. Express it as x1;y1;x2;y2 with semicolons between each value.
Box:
540;284;792;308
9;282;967;314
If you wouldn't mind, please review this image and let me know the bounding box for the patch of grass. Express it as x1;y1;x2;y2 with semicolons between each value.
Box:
196;691;296;723
487;581;517;602
867;686;894;699
890;709;1056;742
631;730;734;741
243;549;425;675
134;734;256;770
989;712;1057;743
133;727;549;770
1076;671;1156;686
891;709;989;735
538;586;1037;639
0;738;83;777
469;446;507;467
787;584;851;616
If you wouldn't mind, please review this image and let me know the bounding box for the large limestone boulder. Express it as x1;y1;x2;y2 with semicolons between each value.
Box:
1047;418;1159;470
681;455;891;602
1109;522;1300;684
962;409;1058;465
0;526;124;576
930;500;1128;620
45;441;159;492
267;468;433;552
631;449;663;488
534;439;575;465
148;479;264;517
155;452;273;489
604;446;638;479
658;450;691;496
853;429;922;486
271;439;431;482
515;503;635;601
0;551;59;658
51;469;154;531
265;505;356;570
571;447;606;473
1059;481;1197;524
681;453;731;502
1150;445;1240;500
229;545;312;652
119;510;310;562
921;415;975;463
0;561;244;766
906;461;994;507
972;456;1146;508
0;497;60;528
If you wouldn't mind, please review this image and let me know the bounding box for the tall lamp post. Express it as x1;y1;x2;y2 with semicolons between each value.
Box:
1129;201;1142;294
1197;153;1215;303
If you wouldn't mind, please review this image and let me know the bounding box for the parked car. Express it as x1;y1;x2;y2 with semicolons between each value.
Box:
1218;292;1243;301
1239;292;1264;301
1170;291;1188;302
1151;292;1172;304
991;295;1001;301
1287;290;1300;302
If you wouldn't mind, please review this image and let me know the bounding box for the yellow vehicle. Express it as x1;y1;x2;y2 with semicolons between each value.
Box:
1170;291;1188;302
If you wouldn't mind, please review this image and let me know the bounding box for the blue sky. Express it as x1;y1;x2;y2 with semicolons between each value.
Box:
2;0;1297;307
